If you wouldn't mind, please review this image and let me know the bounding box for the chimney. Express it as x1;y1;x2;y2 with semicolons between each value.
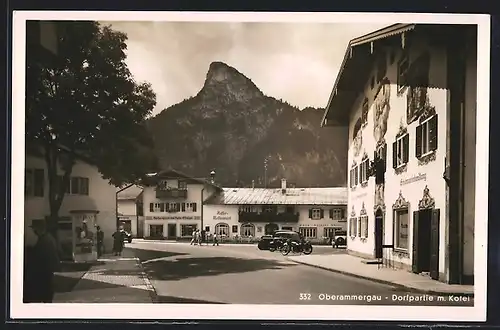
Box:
252;180;255;189
281;178;287;194
210;170;216;184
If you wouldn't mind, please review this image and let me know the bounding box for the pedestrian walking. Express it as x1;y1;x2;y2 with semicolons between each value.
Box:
96;226;104;258
213;232;219;246
112;226;125;256
190;229;197;245
28;221;60;303
200;230;206;246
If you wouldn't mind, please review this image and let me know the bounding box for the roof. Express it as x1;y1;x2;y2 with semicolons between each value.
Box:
117;185;143;200
142;168;223;192
320;23;473;127
205;187;347;206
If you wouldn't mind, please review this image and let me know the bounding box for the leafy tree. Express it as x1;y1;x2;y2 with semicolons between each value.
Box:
26;21;159;236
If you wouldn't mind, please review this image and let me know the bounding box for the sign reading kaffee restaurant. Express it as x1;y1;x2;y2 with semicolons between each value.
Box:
213;210;231;221
146;215;201;220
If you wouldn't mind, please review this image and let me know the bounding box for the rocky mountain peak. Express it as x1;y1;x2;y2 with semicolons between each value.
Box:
202;61;262;99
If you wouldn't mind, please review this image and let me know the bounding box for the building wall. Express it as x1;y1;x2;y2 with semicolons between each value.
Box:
203;204;347;240
24;154;117;254
347;37;449;276
462;38;477;277
117;199;138;236
142;182;218;238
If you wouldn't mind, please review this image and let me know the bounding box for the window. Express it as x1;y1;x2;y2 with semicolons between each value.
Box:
299;227;317;239
281;226;293;231
360;158;370;184
178;180;187;189
70;177;89;195
149;225;164;238
374;143;387;184
309;208;324;220
392;133;410;168
285;206;295;213
215;223;229;236
349;217;358;237
397;51;409;93
241;224;255;237
205;226;210;232
181;224;196;237
360;215;369;238
394;209;409;250
25;169;45;197
185;202;197;212
232;225;238;233
416;115;438;158
257;226;262;233
152;203;161;212
350;166;359;188
263;205;276;213
329;208;343;220
324;227;335;238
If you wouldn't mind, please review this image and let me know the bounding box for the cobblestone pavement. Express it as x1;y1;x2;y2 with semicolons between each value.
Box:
53;252;156;303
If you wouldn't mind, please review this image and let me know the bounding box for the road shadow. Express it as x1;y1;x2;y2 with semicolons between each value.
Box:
139;256;297;281
125;247;188;262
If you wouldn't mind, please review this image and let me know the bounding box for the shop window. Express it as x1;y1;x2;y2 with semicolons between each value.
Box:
240;224;255;237
299;227;317;239
215;223;229;237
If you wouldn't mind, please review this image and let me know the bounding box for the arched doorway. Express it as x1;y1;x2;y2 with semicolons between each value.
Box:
264;223;279;235
215;223;230;237
374;208;384;259
240;223;255;237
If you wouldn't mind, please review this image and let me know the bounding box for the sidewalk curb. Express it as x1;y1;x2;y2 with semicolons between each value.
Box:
133;257;159;303
287;257;474;297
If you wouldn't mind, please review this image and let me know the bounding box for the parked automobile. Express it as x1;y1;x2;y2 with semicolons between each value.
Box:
332;230;347;248
268;230;301;252
257;235;274;250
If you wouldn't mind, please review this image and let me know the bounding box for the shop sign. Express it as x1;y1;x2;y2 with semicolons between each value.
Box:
213;210;232;221
146;215;201;220
400;172;427;186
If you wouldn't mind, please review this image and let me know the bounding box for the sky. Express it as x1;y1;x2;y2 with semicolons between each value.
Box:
101;21;388;115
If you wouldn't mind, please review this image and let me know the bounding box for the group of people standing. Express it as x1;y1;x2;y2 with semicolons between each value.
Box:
190;229;219;246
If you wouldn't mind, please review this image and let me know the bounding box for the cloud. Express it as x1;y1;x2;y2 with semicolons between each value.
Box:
101;21;388;115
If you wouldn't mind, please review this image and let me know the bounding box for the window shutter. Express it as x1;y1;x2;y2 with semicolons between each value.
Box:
166;203;170;212
308;209;313;218
160;203;165;212
403;134;410;163
193;203;197;212
149;203;154;212
176;203;181;212
392;141;398;168
382;143;387;172
355;166;358;185
429;115;438;151
320;209;324;219
416;124;423;158
33;169;45;197
329;209;333;219
341;208;345;219
181;203;186;212
357;218;361;237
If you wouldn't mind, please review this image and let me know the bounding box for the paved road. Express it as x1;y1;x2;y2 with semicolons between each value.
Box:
125;241;474;306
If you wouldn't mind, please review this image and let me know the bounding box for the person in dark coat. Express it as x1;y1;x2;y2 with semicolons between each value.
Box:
96;226;104;258
112;226;125;256
29;221;60;303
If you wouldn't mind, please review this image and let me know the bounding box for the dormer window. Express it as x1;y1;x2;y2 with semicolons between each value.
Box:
178;180;187;189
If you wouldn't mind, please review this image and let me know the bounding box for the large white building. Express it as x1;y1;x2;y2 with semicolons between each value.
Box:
24;146;117;261
321;24;476;285
203;179;347;242
140;169;222;239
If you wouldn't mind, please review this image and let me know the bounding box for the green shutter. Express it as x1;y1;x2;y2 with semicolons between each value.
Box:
308;209;312;218
416;124;423;158
392;141;398;168
193;203;197;212
181;203;186;212
403;134;410;163
149;203;154;212
320;209;324;219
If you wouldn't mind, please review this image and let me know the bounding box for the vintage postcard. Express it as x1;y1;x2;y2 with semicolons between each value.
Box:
10;11;490;322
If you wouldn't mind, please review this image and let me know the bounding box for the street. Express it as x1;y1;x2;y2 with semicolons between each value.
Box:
125;241;474;306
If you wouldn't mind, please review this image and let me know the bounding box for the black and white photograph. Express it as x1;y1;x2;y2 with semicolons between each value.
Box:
10;11;490;322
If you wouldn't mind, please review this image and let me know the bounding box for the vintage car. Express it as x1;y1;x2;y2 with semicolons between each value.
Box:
257;230;302;251
332;230;347;248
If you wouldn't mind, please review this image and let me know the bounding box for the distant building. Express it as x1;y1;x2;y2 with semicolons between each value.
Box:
140;169;222;239
321;24;476;284
25;145;117;262
117;185;144;237
203;179;347;242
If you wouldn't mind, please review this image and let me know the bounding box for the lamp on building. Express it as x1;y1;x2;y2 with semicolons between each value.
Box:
115;172;157;232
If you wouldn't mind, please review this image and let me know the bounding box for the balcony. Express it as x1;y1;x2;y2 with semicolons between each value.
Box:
238;211;300;223
156;188;188;199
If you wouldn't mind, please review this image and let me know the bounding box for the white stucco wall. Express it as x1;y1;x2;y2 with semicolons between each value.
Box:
347;38;449;275
142;181;219;238
24;154;117;254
